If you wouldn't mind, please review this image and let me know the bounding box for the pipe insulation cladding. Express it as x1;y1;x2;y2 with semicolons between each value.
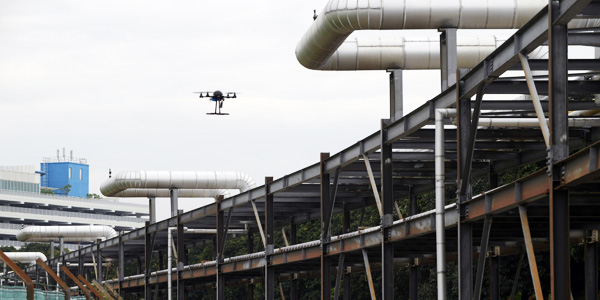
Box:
100;171;256;198
106;188;231;198
296;0;600;70
318;36;548;70
16;225;118;242
3;252;47;264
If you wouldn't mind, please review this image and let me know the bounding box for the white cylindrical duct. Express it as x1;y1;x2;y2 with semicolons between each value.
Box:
3;252;47;264
100;171;255;197
109;188;231;198
317;36;551;70
296;0;600;70
17;225;118;242
435;109;455;300
472;117;600;128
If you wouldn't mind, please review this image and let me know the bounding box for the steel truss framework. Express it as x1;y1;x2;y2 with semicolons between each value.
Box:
15;0;600;299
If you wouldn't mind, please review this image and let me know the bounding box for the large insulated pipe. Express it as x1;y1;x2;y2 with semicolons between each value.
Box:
435;109;455;300
453;117;600;128
314;36;551;70
107;188;231;198
100;171;255;197
3;252;47;264
296;0;600;70
17;225;118;242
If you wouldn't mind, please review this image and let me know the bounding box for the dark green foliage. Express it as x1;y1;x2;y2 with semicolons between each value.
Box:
40;188;54;195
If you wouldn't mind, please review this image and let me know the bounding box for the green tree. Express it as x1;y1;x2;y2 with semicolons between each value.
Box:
56;184;72;196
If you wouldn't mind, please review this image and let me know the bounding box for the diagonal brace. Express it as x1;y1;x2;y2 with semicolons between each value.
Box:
518;53;550;148
473;215;493;300
518;205;544;300
250;199;267;248
363;154;383;217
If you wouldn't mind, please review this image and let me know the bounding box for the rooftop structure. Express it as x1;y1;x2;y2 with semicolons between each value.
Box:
40;149;89;198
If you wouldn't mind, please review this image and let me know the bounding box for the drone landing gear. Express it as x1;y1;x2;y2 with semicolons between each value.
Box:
208;100;228;115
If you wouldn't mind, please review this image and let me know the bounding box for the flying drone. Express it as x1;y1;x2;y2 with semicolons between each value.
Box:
194;90;238;115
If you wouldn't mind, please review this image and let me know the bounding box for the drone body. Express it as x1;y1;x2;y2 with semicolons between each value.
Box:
194;90;238;115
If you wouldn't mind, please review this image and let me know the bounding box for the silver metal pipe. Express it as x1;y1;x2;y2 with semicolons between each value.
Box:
16;225;118;242
297;0;600;70
100;170;256;198
435;108;455;300
474;117;600;128
3;252;47;265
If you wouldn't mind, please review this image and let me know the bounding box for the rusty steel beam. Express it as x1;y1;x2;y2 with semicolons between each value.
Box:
36;258;70;300
113;139;600;291
78;274;105;300
0;250;34;300
61;266;91;300
92;279;115;300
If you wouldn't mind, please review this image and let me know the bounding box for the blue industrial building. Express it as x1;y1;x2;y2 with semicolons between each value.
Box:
40;149;89;197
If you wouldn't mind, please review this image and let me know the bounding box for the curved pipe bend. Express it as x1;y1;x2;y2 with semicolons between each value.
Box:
17;225;118;242
100;171;256;198
3;252;47;264
297;0;600;70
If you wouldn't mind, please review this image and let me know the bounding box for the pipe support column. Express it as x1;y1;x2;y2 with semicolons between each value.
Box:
265;177;275;300
381;119;394;300
389;69;403;121
320;153;331;300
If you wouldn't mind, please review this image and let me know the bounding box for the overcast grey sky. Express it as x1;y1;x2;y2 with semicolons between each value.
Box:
1;1;447;221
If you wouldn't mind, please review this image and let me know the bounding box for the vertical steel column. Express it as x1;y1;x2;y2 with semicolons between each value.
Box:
96;243;103;282
439;28;457;91
290;223;298;300
170;188;179;218
265;177;275;300
149;197;156;224
389;69;403;121
216;196;225;300
320;153;331;300
456;68;472;300
381;119;394;300
118;234;124;296
177;211;185;300
585;231;598;300
144;224;152;300
343;206;351;300
548;0;570;298
247;230;254;300
50;242;55;259
59;237;65;281
408;185;418;300
78;246;84;279
490;255;500;300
